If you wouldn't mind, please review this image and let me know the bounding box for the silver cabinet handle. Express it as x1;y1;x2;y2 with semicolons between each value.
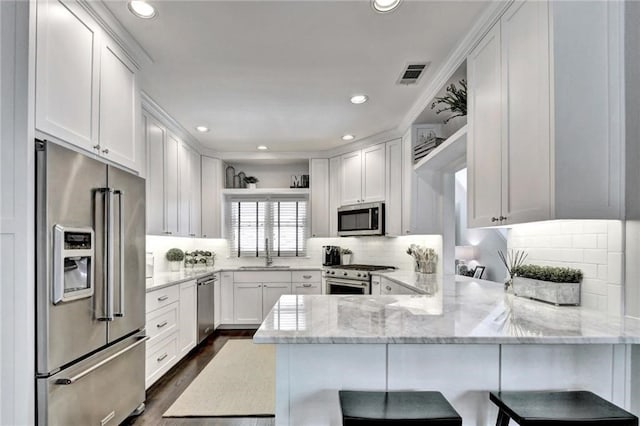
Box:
157;295;169;302
114;190;124;318
303;275;312;279
157;353;168;362
302;283;312;288
491;217;499;222
499;216;507;221
102;148;109;154
93;144;101;150
55;335;148;385
385;286;392;291
164;231;172;235
156;321;168;328
97;188;114;321
189;233;196;237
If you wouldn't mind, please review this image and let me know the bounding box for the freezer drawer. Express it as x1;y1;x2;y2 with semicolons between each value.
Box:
37;334;147;426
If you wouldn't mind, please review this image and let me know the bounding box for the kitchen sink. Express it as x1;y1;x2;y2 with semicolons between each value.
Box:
238;266;291;270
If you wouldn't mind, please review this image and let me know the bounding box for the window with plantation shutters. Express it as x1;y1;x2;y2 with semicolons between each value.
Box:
227;197;307;257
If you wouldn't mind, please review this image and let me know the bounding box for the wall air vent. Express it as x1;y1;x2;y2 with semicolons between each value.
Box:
397;62;430;85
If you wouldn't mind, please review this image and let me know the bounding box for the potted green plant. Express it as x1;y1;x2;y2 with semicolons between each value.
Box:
431;79;467;124
511;264;583;306
166;248;185;272
244;176;259;190
341;248;352;265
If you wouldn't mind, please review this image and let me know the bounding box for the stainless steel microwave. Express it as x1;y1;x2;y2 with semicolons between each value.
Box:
337;202;385;236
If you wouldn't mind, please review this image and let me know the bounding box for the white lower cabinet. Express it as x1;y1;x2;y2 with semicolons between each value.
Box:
214;273;221;329
233;283;264;324
262;283;293;316
220;272;235;324
293;282;322;295
145;279;197;389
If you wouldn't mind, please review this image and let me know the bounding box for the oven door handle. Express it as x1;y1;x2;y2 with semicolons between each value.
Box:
326;278;368;288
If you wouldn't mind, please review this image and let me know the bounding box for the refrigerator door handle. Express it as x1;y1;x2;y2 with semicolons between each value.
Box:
114;190;125;318
54;335;148;385
97;188;114;321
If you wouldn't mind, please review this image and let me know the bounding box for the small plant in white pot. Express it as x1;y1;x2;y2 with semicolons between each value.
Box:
511;264;583;306
244;176;259;190
341;248;352;265
166;248;185;272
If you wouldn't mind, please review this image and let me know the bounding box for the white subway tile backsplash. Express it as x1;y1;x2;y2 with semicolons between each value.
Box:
607;285;622;316
583;249;607;265
508;220;624;316
607;252;623;285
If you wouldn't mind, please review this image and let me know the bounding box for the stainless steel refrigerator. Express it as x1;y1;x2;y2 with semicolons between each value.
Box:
35;140;147;425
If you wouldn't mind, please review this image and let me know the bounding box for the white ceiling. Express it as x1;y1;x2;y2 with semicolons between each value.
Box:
104;0;489;152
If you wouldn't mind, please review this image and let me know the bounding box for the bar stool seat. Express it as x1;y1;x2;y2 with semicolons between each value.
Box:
339;390;462;425
490;391;638;426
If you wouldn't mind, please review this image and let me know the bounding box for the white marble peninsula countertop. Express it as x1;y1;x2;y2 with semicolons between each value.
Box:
254;275;640;344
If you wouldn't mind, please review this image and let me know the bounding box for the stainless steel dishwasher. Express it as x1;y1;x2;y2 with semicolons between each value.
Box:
197;274;216;344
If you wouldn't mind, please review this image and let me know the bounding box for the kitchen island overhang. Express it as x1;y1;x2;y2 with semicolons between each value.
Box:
254;276;640;426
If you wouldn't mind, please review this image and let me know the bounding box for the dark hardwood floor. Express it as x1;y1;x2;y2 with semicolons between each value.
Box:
122;330;275;426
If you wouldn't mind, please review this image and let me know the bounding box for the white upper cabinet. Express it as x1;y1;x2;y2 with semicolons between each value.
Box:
189;149;202;237
36;0;99;151
165;134;180;235
361;144;386;203
467;0;623;227
201;156;223;238
310;159;330;238
98;40;141;172
144;114;166;235
340;150;363;205
178;142;191;236
328;157;342;237
35;0;142;173
340;143;386;206
385;139;402;236
467;23;503;228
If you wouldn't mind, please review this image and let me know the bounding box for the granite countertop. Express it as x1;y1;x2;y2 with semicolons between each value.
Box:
146;266;324;292
254;275;640;344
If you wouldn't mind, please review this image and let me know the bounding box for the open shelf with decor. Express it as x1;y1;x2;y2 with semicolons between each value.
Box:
414;124;467;175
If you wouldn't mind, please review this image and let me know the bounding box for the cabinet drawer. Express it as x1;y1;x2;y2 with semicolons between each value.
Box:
145;333;178;388
233;271;292;283
381;279;417;295
145;302;178;345
292;271;321;282
146;285;179;313
293;282;322;295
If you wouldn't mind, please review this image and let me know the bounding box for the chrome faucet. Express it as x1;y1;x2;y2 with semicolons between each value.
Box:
265;238;273;267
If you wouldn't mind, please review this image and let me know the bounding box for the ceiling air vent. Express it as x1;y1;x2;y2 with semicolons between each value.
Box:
397;62;429;85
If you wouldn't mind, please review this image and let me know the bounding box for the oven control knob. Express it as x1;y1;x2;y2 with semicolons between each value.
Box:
330;271;335;275
357;273;361;277
343;272;348;276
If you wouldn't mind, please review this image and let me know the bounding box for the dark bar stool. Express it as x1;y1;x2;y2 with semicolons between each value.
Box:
339;390;462;425
490;390;638;426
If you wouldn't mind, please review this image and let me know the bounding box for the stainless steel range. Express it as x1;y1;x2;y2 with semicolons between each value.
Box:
325;264;396;294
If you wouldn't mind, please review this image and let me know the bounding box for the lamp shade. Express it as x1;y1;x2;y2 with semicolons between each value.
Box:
455;245;478;261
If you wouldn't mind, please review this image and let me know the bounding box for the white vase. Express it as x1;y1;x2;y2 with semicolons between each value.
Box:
169;261;181;272
248;183;257;190
342;254;351;265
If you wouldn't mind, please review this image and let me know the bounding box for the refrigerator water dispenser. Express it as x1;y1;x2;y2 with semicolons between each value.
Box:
53;225;95;304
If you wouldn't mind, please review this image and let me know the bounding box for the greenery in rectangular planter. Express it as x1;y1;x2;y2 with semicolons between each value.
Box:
512;264;583;284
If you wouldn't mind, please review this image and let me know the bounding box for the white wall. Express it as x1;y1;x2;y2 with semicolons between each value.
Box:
508;220;624;315
147;234;443;275
0;1;35;424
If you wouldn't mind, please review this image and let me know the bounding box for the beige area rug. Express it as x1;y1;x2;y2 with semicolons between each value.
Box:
163;339;275;417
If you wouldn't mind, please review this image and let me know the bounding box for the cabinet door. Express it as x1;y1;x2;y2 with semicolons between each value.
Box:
189;149;201;237
362;144;386;203
262;283;292;320
381;278;416;295
501;0;551;224
329;156;341;237
177;141;191;236
310;159;330;238
145;114;165;234
467;22;503;228
214;275;221;329
165;135;179;235
220;272;234;324
178;280;197;357
340;150;362;205
36;0;100;152
293;282;321;295
201;156;222;238
98;40;140;172
385;139;402;236
233;283;263;324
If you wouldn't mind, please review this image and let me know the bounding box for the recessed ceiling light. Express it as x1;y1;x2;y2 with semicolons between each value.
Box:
350;95;369;104
257;145;268;150
372;0;401;13
195;125;209;133
128;0;157;19
342;134;355;141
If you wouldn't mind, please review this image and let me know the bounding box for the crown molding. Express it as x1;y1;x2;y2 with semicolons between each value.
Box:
77;0;153;70
141;91;205;153
397;0;513;133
